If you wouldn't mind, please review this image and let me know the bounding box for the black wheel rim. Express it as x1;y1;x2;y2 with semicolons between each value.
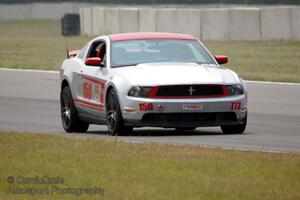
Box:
61;90;71;129
107;92;117;133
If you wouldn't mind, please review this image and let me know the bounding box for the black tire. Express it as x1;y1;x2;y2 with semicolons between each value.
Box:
175;127;196;131
106;89;133;136
221;113;247;134
60;86;89;133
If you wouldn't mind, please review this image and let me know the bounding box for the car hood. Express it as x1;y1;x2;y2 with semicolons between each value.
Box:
112;62;240;86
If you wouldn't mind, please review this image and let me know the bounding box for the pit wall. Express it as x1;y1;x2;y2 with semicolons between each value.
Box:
80;6;300;40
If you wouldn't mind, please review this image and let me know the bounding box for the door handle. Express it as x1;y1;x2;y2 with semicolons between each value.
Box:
79;69;84;78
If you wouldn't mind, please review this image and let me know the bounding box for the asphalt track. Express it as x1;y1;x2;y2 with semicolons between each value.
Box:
0;69;299;153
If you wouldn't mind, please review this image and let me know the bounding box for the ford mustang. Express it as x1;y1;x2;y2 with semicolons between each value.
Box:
60;32;247;135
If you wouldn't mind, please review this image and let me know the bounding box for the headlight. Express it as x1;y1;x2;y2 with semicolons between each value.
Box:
128;86;153;98
225;85;243;96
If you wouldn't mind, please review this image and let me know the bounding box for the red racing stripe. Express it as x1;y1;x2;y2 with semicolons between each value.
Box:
74;99;104;110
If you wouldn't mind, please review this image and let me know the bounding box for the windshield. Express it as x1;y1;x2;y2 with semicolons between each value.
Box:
111;39;215;68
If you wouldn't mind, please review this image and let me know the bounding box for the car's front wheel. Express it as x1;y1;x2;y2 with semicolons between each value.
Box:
60;86;89;133
106;89;133;136
221;113;247;134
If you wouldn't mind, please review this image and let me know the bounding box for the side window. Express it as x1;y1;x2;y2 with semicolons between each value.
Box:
86;41;107;66
87;41;106;59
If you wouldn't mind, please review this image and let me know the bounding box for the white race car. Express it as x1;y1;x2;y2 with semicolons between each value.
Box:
60;32;247;135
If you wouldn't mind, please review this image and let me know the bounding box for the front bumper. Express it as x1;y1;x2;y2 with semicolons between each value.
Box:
120;95;247;128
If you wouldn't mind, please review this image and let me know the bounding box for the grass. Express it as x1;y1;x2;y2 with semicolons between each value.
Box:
206;41;300;83
0;20;300;82
0;20;90;71
0;131;299;200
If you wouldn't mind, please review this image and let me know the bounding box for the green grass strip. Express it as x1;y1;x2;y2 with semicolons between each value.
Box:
0;131;299;200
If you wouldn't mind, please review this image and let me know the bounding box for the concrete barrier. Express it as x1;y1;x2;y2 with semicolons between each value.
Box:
291;7;300;40
261;7;292;40
104;7;120;34
202;8;229;40
92;7;105;35
156;8;178;33
81;7;92;35
156;8;201;38
1;3;299;41
118;8;139;33
229;8;261;40
176;9;201;39
78;6;299;41
139;8;157;32
1;3;300;41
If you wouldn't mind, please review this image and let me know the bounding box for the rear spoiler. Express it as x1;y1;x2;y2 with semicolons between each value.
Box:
68;49;80;58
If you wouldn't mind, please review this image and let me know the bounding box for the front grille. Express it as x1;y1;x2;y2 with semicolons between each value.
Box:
141;112;236;124
155;85;224;98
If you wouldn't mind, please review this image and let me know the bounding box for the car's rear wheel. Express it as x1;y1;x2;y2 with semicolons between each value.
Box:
106;89;133;136
221;113;247;134
60;86;89;133
175;127;196;131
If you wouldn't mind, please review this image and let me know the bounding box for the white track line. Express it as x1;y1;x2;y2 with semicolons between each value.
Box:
12;130;294;154
1;67;300;86
245;80;300;86
0;68;59;74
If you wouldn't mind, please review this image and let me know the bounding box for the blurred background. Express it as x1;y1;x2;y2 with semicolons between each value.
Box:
0;0;299;4
0;0;299;82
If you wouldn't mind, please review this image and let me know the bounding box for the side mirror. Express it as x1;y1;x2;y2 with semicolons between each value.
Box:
85;57;102;66
214;55;228;65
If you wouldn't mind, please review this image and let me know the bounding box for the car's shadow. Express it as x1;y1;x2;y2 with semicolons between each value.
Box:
85;128;222;137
